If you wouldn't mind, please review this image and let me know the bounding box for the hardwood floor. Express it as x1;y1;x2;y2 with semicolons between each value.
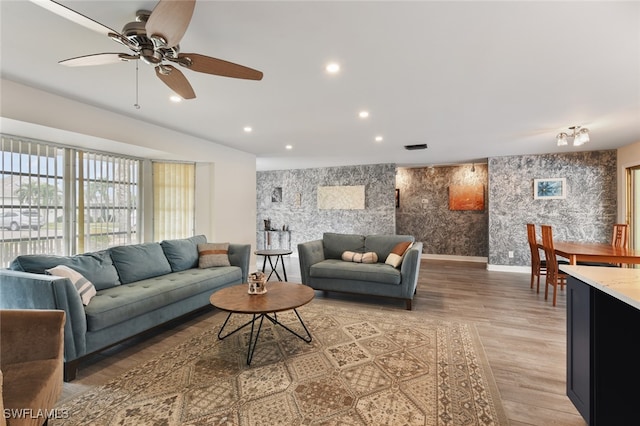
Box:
60;258;585;425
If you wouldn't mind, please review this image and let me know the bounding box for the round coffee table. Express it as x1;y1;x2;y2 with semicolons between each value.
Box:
209;282;315;364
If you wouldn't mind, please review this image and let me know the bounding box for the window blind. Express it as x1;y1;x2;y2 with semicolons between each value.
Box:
152;161;195;241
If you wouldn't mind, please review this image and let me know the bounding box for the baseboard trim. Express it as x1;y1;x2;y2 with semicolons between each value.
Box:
486;264;530;274
421;254;487;263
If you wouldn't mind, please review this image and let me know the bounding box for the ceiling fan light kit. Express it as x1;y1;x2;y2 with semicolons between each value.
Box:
32;0;263;101
556;125;590;147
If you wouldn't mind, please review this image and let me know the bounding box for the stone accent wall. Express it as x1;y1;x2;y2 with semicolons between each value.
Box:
256;164;396;254
396;165;489;257
256;150;617;266
488;150;617;266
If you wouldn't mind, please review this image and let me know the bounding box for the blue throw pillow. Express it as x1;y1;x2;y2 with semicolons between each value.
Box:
161;235;207;272
9;250;121;291
110;243;172;284
323;232;365;259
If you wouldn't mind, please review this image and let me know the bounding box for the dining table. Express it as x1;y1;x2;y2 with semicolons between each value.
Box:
551;241;640;265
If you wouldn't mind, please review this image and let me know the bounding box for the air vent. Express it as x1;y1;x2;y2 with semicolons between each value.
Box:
404;144;428;150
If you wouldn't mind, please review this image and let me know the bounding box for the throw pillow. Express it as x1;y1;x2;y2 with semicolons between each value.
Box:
46;265;97;306
161;235;207;272
342;251;379;264
110;243;172;284
10;250;121;290
385;241;413;268
198;242;231;268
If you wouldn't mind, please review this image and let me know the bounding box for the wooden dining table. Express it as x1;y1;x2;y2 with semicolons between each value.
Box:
551;241;640;265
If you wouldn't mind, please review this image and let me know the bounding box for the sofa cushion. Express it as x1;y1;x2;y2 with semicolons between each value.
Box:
342;251;378;264
323;233;365;260
85;267;242;331
310;259;401;285
198;243;231;268
109;243;172;284
9;250;121;291
46;265;97;305
161;235;207;272
365;234;415;262
385;241;414;268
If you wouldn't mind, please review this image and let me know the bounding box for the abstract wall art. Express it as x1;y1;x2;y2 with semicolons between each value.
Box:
449;184;485;211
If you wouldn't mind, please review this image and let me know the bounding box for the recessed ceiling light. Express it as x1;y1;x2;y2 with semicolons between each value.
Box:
375;136;383;142
243;126;252;133
359;111;369;119
326;62;340;74
285;145;293;150
170;95;181;103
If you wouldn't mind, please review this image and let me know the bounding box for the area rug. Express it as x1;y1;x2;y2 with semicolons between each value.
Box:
52;300;508;425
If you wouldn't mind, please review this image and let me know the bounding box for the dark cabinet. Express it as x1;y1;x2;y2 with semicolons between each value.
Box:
566;276;591;422
566;276;640;425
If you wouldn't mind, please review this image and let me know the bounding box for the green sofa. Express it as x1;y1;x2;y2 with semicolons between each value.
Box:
298;233;423;310
0;235;250;381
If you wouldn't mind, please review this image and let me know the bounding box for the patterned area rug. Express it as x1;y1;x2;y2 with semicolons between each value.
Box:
53;300;507;425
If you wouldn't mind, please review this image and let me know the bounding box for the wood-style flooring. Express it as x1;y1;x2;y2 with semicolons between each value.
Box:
60;259;585;425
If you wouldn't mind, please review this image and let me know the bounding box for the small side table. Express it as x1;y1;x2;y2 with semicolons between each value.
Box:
255;249;293;281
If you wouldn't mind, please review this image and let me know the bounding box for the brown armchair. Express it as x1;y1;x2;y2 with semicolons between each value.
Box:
1;310;65;426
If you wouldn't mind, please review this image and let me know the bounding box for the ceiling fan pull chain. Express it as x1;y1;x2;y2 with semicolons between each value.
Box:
134;61;141;109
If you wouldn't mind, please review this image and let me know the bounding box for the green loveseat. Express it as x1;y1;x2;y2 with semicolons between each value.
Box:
298;233;423;310
0;235;250;381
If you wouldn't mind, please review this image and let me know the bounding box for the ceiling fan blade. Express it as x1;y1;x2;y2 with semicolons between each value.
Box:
155;65;196;99
146;0;196;48
178;53;264;80
29;0;138;50
29;0;120;38
59;53;139;67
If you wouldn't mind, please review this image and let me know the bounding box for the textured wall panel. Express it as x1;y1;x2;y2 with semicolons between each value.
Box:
317;185;365;210
396;165;488;257
488;150;617;266
256;164;396;254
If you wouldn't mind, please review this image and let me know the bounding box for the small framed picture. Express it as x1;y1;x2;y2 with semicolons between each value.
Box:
534;178;566;199
271;187;282;203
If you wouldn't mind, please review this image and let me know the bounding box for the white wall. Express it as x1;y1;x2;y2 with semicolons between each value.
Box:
1;79;257;249
617;141;640;223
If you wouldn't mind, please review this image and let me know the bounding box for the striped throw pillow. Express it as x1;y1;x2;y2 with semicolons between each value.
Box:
198;243;231;268
385;241;413;268
46;265;97;305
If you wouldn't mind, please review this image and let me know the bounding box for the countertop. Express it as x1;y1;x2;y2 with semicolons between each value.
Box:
561;265;640;311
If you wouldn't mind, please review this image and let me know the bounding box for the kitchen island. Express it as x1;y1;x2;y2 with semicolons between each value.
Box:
562;265;640;425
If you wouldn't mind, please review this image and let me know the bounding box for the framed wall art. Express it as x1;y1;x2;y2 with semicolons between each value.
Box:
317;185;365;210
533;178;566;199
449;184;484;211
271;187;282;202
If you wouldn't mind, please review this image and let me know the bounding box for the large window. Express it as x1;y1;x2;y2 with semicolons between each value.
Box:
1;135;141;266
77;151;139;253
1;136;65;264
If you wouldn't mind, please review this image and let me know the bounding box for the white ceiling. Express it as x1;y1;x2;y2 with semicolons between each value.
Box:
1;1;639;171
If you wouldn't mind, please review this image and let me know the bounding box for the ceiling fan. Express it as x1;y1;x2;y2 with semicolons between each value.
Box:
30;0;263;100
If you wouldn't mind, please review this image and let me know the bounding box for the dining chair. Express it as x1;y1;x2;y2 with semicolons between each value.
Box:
612;223;628;249
540;225;567;307
578;223;629;267
526;224;546;292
